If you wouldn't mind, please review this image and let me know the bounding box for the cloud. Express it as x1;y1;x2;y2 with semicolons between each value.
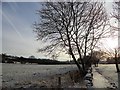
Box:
2;11;25;41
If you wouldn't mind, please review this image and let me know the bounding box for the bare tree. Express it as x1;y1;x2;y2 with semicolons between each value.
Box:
115;49;120;72
101;45;120;72
90;50;106;67
111;0;120;73
34;1;108;75
113;0;120;20
110;0;120;31
51;54;58;60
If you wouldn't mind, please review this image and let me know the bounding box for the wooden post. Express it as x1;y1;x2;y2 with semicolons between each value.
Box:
58;76;61;87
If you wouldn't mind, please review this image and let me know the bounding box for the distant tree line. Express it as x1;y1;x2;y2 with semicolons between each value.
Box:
107;57;120;64
0;53;119;65
0;54;70;65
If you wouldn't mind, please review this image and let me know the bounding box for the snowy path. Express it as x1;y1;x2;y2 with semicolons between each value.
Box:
92;67;111;88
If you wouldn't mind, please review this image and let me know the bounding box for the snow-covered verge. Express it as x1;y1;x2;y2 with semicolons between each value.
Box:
2;63;86;89
94;64;120;89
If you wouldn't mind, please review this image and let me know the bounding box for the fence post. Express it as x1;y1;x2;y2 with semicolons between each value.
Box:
58;76;61;87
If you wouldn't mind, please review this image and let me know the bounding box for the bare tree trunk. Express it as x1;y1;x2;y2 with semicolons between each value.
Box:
115;49;120;72
115;57;120;72
66;29;84;76
76;41;85;72
70;50;83;74
115;59;120;72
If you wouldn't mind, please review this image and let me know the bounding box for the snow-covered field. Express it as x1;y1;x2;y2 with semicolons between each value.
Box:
95;64;120;88
1;63;120;88
2;63;78;88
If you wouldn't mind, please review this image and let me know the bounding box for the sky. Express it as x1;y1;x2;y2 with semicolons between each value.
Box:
1;2;71;60
2;2;46;58
1;0;118;61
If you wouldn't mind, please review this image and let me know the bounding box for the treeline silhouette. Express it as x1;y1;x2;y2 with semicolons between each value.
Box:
0;54;71;65
0;53;120;64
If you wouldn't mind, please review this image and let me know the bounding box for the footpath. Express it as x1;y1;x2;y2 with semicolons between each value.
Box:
92;67;111;88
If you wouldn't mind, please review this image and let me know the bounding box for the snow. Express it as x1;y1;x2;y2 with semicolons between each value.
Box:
92;67;111;88
1;63;120;89
2;63;78;88
85;73;92;78
93;64;120;89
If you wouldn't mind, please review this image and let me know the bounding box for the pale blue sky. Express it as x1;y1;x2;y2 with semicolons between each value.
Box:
2;2;47;58
1;2;72;60
1;1;118;61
